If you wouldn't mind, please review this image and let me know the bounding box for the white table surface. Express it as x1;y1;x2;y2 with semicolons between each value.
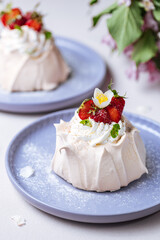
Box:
0;0;160;239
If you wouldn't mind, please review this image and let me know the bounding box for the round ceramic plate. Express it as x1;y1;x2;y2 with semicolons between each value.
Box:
0;37;106;113
5;109;160;223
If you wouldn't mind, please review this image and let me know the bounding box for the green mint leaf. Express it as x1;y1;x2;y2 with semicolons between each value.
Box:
132;30;158;66
80;119;92;127
111;124;120;138
107;1;143;52
44;31;52;40
92;2;118;27
90;0;98;6
0;11;5;17
14;25;22;32
153;8;160;22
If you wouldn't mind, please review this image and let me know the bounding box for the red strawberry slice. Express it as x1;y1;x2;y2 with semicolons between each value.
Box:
25;18;42;32
110;97;125;114
107;105;121;123
9;17;26;29
1;8;25;29
90;109;111;124
78;99;96;120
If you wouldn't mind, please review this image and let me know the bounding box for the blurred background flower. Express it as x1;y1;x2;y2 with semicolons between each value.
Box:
90;0;160;83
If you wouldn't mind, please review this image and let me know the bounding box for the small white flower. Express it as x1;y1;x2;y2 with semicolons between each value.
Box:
92;88;113;108
118;0;131;7
142;0;155;11
157;32;160;39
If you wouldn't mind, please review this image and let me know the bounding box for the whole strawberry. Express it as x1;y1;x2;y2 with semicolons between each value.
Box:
90;109;111;124
110;97;125;114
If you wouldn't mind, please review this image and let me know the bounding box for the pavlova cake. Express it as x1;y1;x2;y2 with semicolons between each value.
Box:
0;4;70;92
52;84;148;192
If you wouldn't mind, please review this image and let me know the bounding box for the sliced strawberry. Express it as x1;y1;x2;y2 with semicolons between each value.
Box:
1;14;7;26
25;18;42;31
110;97;125;114
78;99;96;120
9;17;26;29
90;109;111;124
106;105;121;123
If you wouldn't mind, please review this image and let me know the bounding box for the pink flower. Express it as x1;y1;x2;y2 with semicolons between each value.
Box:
125;61;140;80
142;11;158;32
123;45;134;58
146;61;160;82
125;60;160;82
118;0;131;7
102;34;117;50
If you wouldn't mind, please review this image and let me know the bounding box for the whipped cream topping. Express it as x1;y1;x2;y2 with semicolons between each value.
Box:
70;112;126;146
0;26;53;57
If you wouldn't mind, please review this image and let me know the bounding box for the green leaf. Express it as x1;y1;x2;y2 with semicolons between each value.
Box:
153;54;160;70
111;124;120;138
132;30;158;66
80;119;92;127
14;25;22;32
137;2;144;8
92;2;118;27
107;2;143;52
90;0;98;6
153;0;160;7
44;31;52;40
153;8;160;22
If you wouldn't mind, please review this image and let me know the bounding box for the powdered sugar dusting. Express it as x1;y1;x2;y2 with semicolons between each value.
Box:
8;112;160;217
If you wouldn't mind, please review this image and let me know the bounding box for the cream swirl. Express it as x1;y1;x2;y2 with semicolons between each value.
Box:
0;26;53;57
70;112;126;146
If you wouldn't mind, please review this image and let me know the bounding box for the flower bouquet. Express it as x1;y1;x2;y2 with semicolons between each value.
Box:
90;0;160;82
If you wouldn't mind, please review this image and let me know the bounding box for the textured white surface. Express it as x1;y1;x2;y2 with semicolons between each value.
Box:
11;215;26;227
0;0;160;240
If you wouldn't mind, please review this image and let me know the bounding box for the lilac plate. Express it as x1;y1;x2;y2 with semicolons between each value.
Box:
5;109;160;223
0;37;106;113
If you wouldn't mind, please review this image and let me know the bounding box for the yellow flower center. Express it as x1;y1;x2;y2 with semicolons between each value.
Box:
96;94;108;104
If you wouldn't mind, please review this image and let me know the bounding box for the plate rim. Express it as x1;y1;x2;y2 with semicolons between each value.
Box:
5;108;160;223
0;36;106;113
